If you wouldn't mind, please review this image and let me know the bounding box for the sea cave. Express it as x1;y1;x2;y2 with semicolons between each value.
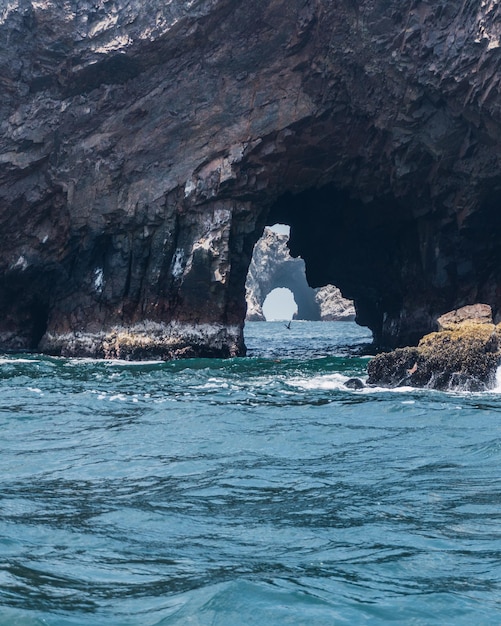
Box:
1;0;501;358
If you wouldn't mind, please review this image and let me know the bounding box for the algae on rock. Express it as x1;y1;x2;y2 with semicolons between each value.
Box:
367;305;501;391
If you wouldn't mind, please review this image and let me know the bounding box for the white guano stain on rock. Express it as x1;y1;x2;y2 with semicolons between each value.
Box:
184;179;196;198
11;255;28;271
190;207;232;283
94;267;104;292
171;248;185;278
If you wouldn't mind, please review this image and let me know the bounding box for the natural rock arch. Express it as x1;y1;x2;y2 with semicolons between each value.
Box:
246;228;319;321
1;1;501;357
261;288;298;322
245;227;354;322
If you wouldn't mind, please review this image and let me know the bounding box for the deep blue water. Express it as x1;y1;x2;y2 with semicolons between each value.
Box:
1;321;501;625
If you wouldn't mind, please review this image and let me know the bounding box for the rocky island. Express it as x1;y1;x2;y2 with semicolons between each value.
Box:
1;1;501;359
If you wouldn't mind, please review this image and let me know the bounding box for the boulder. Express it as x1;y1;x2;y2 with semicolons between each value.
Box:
345;377;365;390
437;304;493;331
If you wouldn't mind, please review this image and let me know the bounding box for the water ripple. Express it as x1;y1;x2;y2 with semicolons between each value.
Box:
1;323;501;624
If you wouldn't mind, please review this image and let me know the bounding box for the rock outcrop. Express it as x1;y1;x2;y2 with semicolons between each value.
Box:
1;1;501;357
245;228;354;322
367;305;501;391
314;285;355;323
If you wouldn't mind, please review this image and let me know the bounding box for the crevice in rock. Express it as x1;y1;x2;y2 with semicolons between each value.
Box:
29;302;50;350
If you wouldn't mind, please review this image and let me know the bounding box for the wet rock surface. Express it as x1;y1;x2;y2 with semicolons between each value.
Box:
1;1;501;357
345;377;365;390
367;305;501;391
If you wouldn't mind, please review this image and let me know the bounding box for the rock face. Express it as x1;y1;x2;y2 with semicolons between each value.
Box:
367;305;501;391
436;303;494;331
245;228;354;322
314;285;355;323
1;1;501;357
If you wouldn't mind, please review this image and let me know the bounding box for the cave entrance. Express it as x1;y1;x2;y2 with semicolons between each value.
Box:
265;183;415;345
245;223;321;322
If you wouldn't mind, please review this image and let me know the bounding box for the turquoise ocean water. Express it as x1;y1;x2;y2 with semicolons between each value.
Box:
1;321;500;625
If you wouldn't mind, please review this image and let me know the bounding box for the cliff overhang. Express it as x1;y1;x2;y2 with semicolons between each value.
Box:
1;1;501;357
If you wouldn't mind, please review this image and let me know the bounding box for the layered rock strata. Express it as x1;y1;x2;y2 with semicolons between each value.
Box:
1;1;501;357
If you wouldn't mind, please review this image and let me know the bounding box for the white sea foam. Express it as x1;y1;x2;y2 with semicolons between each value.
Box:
491;364;501;393
109;394;129;402
288;373;358;392
362;384;417;394
288;373;425;394
199;379;229;390
65;358;103;366
0;358;39;364
104;360;164;366
66;358;164;366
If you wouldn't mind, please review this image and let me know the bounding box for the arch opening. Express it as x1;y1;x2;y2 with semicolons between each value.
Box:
267;184;418;346
245;223;320;322
245;221;354;323
268;223;290;236
262;287;297;321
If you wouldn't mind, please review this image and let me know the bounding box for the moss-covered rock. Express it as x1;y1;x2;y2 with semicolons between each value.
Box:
367;308;501;391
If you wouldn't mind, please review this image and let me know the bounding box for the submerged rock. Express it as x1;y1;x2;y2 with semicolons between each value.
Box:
345;377;365;390
367;305;501;391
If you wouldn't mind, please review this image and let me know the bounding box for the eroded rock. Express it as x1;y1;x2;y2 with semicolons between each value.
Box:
315;285;355;323
367;306;501;390
437;304;493;331
2;2;501;357
245;228;354;321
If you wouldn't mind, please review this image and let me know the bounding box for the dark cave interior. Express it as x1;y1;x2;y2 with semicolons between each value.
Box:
266;184;421;346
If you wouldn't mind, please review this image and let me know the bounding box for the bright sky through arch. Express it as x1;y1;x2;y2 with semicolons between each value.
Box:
262;287;297;321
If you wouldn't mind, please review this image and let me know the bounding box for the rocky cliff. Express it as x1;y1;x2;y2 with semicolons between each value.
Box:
245;228;354;322
1;1;501;357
